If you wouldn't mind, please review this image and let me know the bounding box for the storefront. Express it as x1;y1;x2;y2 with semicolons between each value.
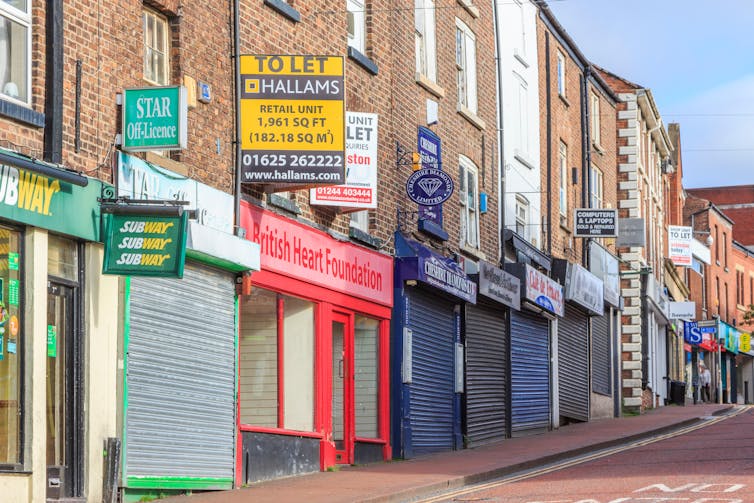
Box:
463;261;520;446
505;263;563;436
645;274;670;407
392;233;476;458
553;260;604;423
588;241;621;418
0;147;118;502
238;202;392;482
116;153;260;497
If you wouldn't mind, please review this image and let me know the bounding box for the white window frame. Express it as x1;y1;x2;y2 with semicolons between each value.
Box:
143;8;170;86
559;141;568;218
591;92;601;146
455;18;477;114
515;195;529;239
0;0;31;105
459;156;480;249
556;51;566;98
590;164;603;209
415;0;437;82
350;210;369;233
513;72;528;158
347;0;366;54
513;0;526;60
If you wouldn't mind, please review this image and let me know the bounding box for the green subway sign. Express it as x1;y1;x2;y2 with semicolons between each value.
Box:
121;86;188;151
102;213;188;277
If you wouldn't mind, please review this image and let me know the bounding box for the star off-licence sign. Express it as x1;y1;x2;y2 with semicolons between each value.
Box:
239;55;345;185
121;86;188;152
574;208;617;237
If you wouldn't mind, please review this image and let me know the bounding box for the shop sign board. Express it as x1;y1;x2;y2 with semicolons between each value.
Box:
563;262;604;315
668;225;693;267
0;154;105;241
505;264;564;317
117;152;233;234
416;248;476;304
588;241;620;308
239;55;345;185
121;86;188;152
740;332;751;353
478;260;520;310
617;218;645;247
684;322;702;345
311;112;378;208
574;208;617;237
241;201;393;306
102;212;188;277
413;127;449;229
667;301;695;319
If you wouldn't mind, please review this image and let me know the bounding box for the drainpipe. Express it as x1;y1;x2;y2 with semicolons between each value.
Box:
232;0;243;236
492;0;506;264
44;0;64;163
581;67;592;268
545;32;552;255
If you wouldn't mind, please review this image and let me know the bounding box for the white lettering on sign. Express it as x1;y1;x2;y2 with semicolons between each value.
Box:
136;96;173;119
118;221;174;234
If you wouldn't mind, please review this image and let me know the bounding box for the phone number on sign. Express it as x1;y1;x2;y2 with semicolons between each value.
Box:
316;186;372;198
243;153;344;168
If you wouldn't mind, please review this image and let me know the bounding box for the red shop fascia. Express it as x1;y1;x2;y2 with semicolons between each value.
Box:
238;200;394;477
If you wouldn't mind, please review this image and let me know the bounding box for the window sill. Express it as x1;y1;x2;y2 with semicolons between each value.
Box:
0;98;45;128
514;150;536;170
592;141;605;156
513;50;530;68
457;0;480;18
460;243;486;261
418;218;449;241
415;73;445;99
263;0;301;23
349;226;382;249
348;46;378;75
558;93;571;108
457;103;486;130
268;193;302;214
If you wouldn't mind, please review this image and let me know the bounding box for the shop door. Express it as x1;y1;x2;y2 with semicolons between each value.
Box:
47;282;82;499
331;312;354;464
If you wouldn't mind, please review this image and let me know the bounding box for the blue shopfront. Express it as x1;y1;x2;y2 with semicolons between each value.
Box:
391;233;476;459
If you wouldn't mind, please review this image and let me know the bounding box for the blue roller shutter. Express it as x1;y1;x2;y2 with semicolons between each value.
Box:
408;289;457;456
465;301;507;446
558;305;590;422
510;309;550;436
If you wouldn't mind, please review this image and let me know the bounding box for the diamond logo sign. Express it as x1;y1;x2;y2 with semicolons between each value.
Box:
406;168;454;206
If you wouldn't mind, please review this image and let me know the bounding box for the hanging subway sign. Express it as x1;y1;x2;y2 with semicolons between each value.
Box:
239;55;345;185
574;208;617;237
102;212;189;278
121;86;188;152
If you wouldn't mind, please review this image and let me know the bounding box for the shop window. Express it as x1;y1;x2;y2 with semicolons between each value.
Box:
354;315;378;438
350;210;369;233
0;0;30;104
48;234;79;282
239;288;315;432
0;227;22;467
143;8;169;85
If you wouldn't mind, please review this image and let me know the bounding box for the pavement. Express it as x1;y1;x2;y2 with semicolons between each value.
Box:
163;402;735;503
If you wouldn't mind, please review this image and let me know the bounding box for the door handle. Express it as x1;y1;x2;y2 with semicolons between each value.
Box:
339;359;344;379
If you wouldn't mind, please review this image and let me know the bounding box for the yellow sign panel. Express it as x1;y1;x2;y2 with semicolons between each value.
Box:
239;55;345;185
740;332;751;353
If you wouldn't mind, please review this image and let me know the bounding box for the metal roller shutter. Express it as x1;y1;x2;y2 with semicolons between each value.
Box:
465;301;507;446
408;290;456;456
591;313;611;395
126;262;236;484
558;305;590;422
510;310;550;435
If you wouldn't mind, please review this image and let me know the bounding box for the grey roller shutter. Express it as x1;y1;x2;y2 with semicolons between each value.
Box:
510;310;550;436
558;305;590;422
465;301;507;446
591;313;611;395
126;262;236;484
408;290;456;456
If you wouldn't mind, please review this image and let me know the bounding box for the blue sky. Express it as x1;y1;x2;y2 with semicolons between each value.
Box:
546;0;754;188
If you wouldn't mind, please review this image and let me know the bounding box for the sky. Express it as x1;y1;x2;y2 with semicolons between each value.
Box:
546;0;754;189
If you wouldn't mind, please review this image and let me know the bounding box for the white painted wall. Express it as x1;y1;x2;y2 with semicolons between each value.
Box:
495;0;542;248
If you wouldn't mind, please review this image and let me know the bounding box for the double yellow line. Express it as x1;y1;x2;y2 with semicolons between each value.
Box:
417;406;749;503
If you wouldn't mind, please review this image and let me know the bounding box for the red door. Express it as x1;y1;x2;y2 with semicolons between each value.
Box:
330;311;354;464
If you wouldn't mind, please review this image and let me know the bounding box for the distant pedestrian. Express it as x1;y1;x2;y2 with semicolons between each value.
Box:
699;363;711;403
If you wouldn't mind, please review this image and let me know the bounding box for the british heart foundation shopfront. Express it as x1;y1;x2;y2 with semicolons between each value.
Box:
238;201;393;484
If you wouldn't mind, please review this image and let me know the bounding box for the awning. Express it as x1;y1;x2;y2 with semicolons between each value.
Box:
0;146;89;186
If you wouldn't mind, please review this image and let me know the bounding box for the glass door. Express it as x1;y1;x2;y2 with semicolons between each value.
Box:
46;282;73;499
331;312;353;464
